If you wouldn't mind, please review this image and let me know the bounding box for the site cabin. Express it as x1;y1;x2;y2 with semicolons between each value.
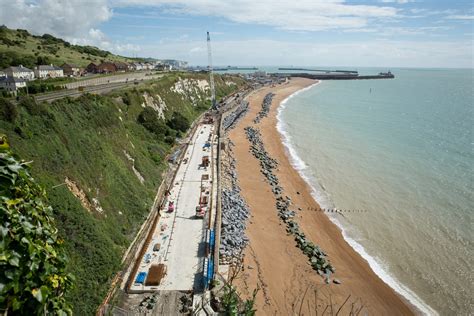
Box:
135;272;147;284
153;243;161;252
201;156;210;167
195;206;205;218
167;201;175;212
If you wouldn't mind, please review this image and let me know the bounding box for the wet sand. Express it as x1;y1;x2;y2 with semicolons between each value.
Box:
227;78;414;315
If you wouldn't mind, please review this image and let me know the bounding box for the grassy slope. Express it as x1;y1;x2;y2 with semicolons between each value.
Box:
0;72;245;314
0;26;134;68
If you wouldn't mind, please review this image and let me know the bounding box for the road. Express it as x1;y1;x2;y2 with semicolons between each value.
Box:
32;74;163;103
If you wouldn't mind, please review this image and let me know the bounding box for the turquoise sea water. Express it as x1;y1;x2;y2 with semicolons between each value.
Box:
277;69;473;315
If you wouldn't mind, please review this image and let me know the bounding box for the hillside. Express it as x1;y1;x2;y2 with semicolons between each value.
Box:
0;25;141;69
0;72;246;314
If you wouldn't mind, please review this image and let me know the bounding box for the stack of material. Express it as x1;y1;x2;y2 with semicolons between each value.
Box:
145;264;167;286
219;141;250;264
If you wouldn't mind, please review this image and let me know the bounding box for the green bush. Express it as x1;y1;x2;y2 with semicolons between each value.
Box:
137;107;169;139
18;97;48;116
167;111;190;133
0;136;74;315
0;98;18;123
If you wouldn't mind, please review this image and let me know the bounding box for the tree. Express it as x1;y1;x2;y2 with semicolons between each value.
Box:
0;97;19;123
137;107;168;137
0;136;74;315
167;111;190;133
36;55;51;66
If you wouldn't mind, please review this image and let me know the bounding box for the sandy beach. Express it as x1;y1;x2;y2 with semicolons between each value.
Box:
227;78;414;315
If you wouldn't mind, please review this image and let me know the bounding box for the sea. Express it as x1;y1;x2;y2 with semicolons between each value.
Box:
274;68;473;315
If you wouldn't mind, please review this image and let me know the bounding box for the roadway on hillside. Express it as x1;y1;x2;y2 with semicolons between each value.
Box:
33;74;163;103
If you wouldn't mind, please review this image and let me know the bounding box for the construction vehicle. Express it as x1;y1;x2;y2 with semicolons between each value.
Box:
199;195;208;206
167;201;175;213
195;205;205;219
201;156;209;168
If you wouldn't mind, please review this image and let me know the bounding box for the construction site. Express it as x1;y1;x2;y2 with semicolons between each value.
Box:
93;31;253;315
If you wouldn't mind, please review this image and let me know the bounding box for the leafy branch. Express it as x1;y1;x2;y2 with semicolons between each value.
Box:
0;135;74;315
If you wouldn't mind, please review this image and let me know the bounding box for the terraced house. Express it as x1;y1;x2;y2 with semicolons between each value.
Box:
3;65;34;80
0;76;26;93
34;65;64;79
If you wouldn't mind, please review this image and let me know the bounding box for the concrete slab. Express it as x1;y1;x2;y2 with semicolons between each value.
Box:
130;123;216;292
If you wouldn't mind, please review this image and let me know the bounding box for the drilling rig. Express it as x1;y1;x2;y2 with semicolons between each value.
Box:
206;31;217;110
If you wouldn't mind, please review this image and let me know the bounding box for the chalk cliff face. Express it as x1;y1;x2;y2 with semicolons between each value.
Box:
0;72;244;315
171;77;211;106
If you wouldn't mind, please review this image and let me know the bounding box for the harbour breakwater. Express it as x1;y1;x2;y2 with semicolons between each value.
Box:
281;72;394;80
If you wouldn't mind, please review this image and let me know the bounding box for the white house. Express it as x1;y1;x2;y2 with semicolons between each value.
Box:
34;65;64;79
0;77;27;93
130;62;144;71
3;66;34;80
143;62;153;70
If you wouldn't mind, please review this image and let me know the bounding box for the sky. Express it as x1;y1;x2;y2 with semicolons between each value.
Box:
0;0;473;68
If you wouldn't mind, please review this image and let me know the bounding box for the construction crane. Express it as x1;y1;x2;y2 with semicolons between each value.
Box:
207;31;217;110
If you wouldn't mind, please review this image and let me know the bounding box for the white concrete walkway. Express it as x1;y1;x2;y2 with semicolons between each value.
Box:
130;123;214;291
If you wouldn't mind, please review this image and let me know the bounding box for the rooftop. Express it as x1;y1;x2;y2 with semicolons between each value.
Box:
4;66;33;72
36;65;63;71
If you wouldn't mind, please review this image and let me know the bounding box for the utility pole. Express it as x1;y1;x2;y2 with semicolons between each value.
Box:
206;31;216;110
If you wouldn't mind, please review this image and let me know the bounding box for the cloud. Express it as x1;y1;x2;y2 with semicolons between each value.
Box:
137;38;473;68
380;0;414;3
446;15;474;20
0;0;112;39
0;0;140;55
114;0;399;31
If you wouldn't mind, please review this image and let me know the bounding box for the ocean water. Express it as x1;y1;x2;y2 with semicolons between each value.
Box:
276;68;473;315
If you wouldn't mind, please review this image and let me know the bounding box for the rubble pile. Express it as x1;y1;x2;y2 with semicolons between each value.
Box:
219;141;250;264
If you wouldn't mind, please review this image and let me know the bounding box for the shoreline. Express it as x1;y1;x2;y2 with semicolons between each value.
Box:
275;81;437;315
227;78;416;315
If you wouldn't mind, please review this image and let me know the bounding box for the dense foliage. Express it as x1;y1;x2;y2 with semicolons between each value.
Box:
0;136;74;315
71;45;110;58
0;98;18;123
0;25;134;68
0;73;244;313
